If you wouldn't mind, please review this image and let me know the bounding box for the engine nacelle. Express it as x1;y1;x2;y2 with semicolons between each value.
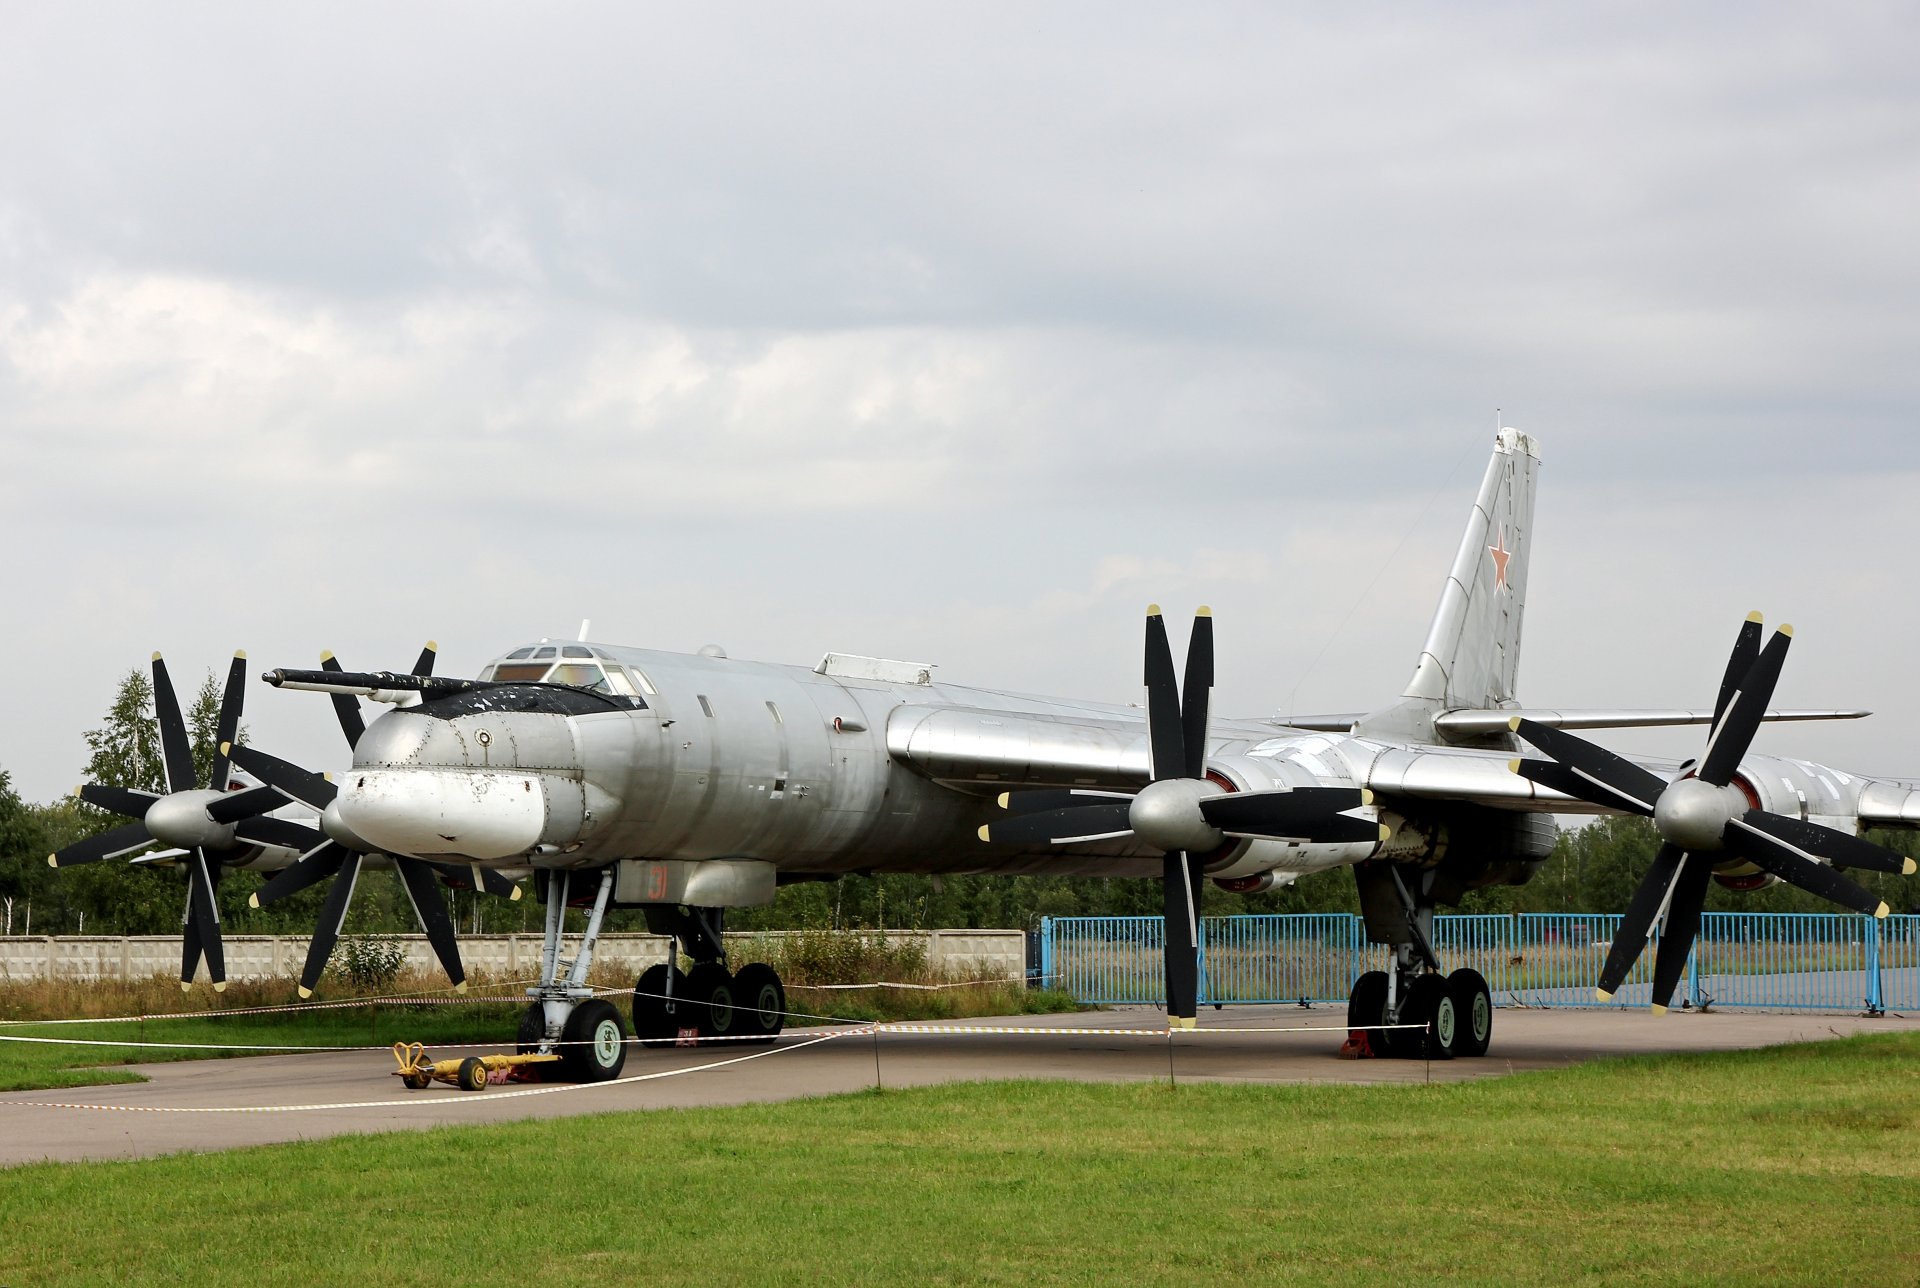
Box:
1197;755;1381;880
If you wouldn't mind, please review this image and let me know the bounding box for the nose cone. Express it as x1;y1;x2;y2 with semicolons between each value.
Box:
337;769;550;860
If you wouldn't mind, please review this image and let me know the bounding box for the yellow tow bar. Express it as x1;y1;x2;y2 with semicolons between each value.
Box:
392;1042;562;1092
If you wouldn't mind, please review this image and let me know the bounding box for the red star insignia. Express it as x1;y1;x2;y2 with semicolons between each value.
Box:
1488;526;1513;592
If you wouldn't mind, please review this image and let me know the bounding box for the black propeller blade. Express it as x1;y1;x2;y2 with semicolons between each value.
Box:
1511;616;1904;1011
318;642;437;752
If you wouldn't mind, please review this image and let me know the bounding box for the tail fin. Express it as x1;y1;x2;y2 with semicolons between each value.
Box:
1355;428;1540;740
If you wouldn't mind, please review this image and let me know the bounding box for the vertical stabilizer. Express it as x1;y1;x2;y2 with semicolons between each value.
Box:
1355;429;1540;741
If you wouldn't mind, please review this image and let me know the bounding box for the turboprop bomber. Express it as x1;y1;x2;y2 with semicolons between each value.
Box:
53;429;1920;1076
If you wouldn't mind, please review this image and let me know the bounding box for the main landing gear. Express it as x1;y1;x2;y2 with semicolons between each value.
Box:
630;905;786;1048
518;869;790;1082
1346;860;1494;1060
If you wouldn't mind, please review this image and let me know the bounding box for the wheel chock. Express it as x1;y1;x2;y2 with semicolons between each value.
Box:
392;1041;563;1091
1338;1029;1377;1060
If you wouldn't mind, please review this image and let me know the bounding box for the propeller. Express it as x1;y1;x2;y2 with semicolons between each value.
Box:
320;642;435;750
51;652;325;991
1510;613;1913;1012
226;741;512;997
979;607;1380;1026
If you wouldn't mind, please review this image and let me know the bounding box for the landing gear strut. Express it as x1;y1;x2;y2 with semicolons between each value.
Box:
1347;861;1492;1060
519;867;628;1081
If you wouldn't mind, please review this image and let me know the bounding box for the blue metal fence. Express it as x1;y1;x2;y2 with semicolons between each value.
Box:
1040;911;1914;1013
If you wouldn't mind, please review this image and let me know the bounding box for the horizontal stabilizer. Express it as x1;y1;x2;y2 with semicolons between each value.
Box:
1431;708;1868;742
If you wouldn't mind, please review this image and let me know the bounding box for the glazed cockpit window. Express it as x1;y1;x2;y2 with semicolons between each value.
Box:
547;662;610;692
491;663;549;682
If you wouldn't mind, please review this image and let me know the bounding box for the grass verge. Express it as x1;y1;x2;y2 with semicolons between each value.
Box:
1;1031;1916;1285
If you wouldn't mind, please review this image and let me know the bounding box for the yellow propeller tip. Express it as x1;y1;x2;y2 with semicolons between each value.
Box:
425;639;439;651
1779;623;1794;638
454;981;468;994
319;649;336;662
69;785;82;798
1377;824;1391;842
1746;610;1763;623
1903;859;1917;876
1170;1016;1197;1030
509;885;524;901
1507;716;1522;732
213;981;227;993
248;894;260;909
233;648;246;660
219;741;232;755
1594;988;1613;1003
1875;901;1890;919
1146;603;1162;617
1195;605;1212;617
1508;759;1523;773
152;651;164;662
1359;788;1374;806
297;986;314;1000
1650;1003;1667;1016
996;792;1011;809
180;982;193;993
46;855;58;867
976;825;993;842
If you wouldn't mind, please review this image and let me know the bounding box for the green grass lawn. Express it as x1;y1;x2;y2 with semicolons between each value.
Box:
1;1031;1915;1285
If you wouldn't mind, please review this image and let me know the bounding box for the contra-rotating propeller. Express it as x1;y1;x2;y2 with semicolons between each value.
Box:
979;607;1381;1026
320;641;437;749
51;652;325;991
1510;613;1914;1012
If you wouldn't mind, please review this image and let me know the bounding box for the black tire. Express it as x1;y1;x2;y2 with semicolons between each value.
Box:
516;1002;547;1054
685;962;737;1041
456;1056;489;1092
1447;967;1493;1057
403;1070;431;1090
733;962;786;1044
633;963;689;1048
1347;970;1388;1051
559;998;628;1082
1402;973;1457;1060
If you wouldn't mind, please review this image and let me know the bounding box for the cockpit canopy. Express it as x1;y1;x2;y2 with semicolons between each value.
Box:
477;643;655;702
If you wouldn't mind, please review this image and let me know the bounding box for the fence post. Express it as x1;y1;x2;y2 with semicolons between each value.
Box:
1866;915;1884;1015
1038;917;1052;992
1687;940;1699;1009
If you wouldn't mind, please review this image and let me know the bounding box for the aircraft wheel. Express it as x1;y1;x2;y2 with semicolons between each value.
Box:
402;1070;431;1090
633;964;685;1048
686;962;737;1041
560;998;628;1082
1447;968;1493;1057
1402;973;1457;1060
1347;970;1388;1052
456;1056;489;1092
515;1002;547;1054
733;962;786;1044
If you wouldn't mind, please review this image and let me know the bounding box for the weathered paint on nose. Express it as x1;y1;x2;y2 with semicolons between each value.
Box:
336;769;548;860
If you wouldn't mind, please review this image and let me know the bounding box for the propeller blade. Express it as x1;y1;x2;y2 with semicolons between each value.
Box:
1648;857;1713;1013
979;801;1135;846
226;743;338;810
1596;842;1688;998
183;849;225;990
1180;609;1213;781
150;654;197;794
396;858;465;990
1143;607;1184;783
233;816;328;852
1698;627;1792;786
319;652;366;750
180;897;205;993
1734;810;1918;876
425;862;524;900
251;841;349;906
51;820;154;867
1713;613;1765;730
298;852;365;998
208;651;247;792
412;641;438;678
1724;816;1889;916
1161;850;1204;1024
1508;757;1654;817
1510;719;1668;814
997;788;1134;817
205;784;285;824
1199;788;1378;842
76;783;159;821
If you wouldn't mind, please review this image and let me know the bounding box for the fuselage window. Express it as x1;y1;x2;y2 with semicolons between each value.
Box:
625;667;658;695
562;645;593;659
506;647;536;660
697;694;714;718
549;663;611;692
603;668;638;697
491;663;549;683
532;646;557;659
766;701;783;725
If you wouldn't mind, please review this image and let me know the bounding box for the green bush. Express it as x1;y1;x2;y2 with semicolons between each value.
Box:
327;935;408;993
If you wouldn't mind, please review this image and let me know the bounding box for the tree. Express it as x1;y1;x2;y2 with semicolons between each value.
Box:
0;770;47;935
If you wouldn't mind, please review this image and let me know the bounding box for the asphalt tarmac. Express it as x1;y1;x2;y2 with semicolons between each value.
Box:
3;1004;1915;1166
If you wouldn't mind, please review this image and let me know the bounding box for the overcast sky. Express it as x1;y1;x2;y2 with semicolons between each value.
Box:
3;4;1917;804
